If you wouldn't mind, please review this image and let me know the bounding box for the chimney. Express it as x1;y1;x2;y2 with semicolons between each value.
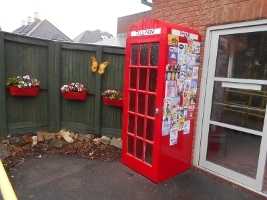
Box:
34;12;39;20
27;16;31;24
21;20;26;26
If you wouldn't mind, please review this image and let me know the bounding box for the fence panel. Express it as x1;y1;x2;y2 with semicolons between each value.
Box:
0;32;125;139
100;47;125;137
60;47;97;134
4;37;49;134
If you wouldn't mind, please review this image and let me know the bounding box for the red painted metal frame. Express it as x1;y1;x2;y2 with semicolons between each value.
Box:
122;18;201;183
9;86;40;96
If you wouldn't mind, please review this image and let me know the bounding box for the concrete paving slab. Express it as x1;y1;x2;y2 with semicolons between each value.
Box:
2;154;263;200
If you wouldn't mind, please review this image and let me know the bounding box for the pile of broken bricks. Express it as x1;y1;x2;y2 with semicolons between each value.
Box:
6;130;122;149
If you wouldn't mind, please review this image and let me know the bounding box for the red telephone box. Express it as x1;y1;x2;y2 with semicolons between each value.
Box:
122;18;201;183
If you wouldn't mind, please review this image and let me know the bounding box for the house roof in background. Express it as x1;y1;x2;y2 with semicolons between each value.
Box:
13;19;72;42
73;30;113;43
94;33;126;47
13;19;41;35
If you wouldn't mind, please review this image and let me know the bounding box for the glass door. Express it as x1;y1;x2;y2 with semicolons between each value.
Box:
199;26;267;191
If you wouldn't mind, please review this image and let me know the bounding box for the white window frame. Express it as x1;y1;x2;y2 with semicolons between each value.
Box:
193;19;267;192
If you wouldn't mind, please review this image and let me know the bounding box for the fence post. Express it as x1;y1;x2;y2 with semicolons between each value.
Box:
94;46;103;137
0;32;8;138
48;41;61;132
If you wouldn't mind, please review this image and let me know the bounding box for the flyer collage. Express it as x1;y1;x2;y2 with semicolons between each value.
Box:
163;34;200;146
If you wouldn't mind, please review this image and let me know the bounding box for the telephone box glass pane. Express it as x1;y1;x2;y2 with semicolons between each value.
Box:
147;94;155;117
131;44;138;65
128;113;135;134
140;43;148;66
139;68;147;91
129;91;136;112
137;116;144;137
130;68;137;89
136;139;143;159
127;136;134;155
148;69;157;92
150;43;159;66
146;118;154;141
145;143;153;165
138;93;146;115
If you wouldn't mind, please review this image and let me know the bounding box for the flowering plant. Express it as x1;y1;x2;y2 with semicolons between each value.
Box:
102;90;123;100
6;75;40;88
60;82;87;93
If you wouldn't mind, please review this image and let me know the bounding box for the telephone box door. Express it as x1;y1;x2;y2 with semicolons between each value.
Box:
122;35;166;182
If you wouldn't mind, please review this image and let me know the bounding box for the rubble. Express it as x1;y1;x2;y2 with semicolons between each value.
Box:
58;130;74;143
75;134;86;142
15;139;25;147
101;136;111;145
49;138;64;149
84;134;94;142
43;133;56;141
22;135;33;143
0;130;122;171
110;138;122;149
32;136;37;146
36;131;45;142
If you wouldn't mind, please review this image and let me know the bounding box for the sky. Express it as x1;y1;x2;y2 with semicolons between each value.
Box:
0;0;151;39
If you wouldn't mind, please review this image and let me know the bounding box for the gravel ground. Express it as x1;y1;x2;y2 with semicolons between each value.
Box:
1;139;121;171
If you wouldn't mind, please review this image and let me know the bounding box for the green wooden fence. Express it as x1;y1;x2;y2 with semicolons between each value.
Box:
0;32;125;139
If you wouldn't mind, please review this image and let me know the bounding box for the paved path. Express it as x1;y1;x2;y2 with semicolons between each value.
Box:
1;154;263;200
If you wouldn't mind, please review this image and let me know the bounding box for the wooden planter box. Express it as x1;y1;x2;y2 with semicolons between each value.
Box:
9;86;40;96
103;97;123;107
62;90;87;100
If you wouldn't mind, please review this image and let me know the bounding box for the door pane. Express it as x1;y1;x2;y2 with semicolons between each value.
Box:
138;93;146;115
148;69;157;92
146;118;154;141
127;136;134;155
215;32;267;80
207;125;261;178
139;68;147;91
147;94;156;117
140;43;148;66
210;81;266;131
150;43;159;66
136;139;143;160
129;91;136;112
128;114;135;134
137;116;144;137
131;44;138;65
130;68;137;89
145;143;153;165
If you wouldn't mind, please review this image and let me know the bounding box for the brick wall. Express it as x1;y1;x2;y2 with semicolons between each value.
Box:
152;0;267;37
151;0;267;161
117;11;152;34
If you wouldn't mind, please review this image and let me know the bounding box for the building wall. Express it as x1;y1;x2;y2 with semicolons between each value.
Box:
117;11;152;34
151;0;267;159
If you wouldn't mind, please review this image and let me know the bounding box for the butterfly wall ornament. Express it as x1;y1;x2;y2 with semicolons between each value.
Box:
98;61;109;75
90;56;109;75
90;56;99;72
